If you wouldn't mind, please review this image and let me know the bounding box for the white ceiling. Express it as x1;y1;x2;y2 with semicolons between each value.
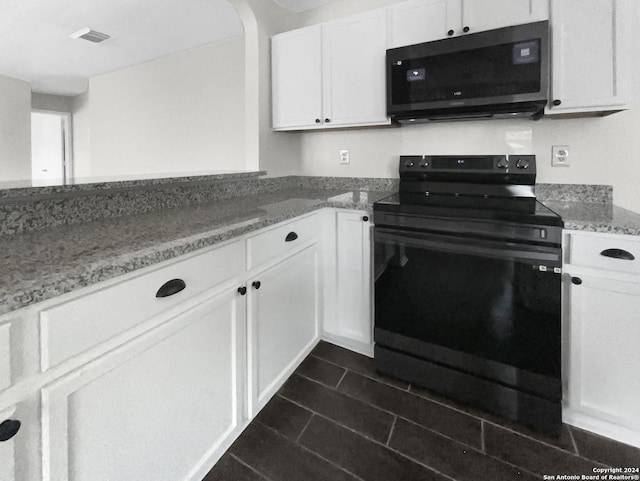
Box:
273;0;344;13
0;0;243;96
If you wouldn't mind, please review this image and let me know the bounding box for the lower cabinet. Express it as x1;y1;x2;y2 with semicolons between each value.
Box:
248;244;320;416
564;230;640;447
0;398;40;481
322;210;373;356
41;286;246;481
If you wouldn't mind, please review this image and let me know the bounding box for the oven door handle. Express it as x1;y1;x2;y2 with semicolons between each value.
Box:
375;228;561;266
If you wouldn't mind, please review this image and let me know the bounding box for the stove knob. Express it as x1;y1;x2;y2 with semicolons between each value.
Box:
496;158;509;169
516;159;530;169
419;159;429;168
404;160;415;168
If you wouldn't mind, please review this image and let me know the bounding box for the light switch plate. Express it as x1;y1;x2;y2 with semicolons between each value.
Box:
552;145;570;167
339;149;350;165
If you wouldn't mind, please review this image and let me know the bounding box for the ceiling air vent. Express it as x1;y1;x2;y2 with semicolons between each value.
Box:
69;28;111;44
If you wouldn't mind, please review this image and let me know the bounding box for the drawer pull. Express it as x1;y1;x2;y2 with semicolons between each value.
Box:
0;419;21;442
285;232;298;242
571;277;582;285
156;279;187;298
252;281;261;290
237;286;247;296
600;248;635;261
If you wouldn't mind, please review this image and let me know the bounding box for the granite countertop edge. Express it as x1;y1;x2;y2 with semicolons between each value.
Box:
0;193;376;317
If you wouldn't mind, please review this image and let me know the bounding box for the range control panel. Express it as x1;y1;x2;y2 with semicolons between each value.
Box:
399;155;536;184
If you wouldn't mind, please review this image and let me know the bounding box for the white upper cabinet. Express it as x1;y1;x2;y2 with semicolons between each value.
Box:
388;0;461;48
388;0;548;49
272;26;324;130
322;10;389;127
546;0;631;116
272;11;390;131
460;0;549;35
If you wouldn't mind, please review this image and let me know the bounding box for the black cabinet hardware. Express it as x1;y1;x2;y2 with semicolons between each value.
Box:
447;29;454;36
237;286;247;296
252;281;261;290
156;279;186;298
571;277;583;285
463;26;470;33
362;216;369;222
0;419;21;442
285;232;298;242
315;119;321;124
600;248;635;261
553;99;562;106
325;118;331;123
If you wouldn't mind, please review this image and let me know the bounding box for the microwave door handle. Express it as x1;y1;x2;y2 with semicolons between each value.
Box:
375;228;561;266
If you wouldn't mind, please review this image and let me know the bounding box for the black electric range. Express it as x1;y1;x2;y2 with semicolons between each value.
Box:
373;155;564;435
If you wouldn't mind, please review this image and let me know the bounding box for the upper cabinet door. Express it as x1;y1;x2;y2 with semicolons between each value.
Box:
322;10;390;127
461;0;548;34
388;0;462;48
272;26;323;130
547;0;630;115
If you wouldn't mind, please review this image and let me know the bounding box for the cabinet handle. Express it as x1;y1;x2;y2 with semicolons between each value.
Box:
600;248;635;261
362;216;369;222
463;26;470;33
447;29;454;36
0;419;21;442
553;99;562;106
285;231;298;242
325;118;331;123
252;281;261;290
237;286;247;296
571;277;583;285
155;279;186;298
315;119;321;124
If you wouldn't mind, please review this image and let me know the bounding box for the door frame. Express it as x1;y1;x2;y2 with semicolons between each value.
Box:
31;109;73;185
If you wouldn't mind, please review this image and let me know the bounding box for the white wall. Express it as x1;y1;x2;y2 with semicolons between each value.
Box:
77;37;247;179
0;73;32;181
292;0;640;211
31;93;74;113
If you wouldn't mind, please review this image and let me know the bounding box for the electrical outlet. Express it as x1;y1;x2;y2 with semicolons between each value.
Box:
552;145;570;167
339;149;350;165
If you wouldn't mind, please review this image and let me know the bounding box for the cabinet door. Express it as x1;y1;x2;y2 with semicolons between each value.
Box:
249;245;319;415
322;10;390;127
42;287;245;481
461;0;548;34
547;0;630;114
335;212;373;346
388;0;462;48
568;273;640;431
272;26;323;130
0;399;40;481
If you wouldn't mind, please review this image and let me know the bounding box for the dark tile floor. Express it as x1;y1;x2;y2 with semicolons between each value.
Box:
204;341;640;481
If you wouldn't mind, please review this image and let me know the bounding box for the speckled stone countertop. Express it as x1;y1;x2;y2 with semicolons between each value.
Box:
543;201;640;236
0;189;389;316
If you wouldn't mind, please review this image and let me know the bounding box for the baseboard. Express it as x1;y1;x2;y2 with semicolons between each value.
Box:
563;408;640;449
321;332;374;358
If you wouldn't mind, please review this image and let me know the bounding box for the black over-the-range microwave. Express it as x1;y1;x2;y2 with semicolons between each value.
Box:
386;21;550;124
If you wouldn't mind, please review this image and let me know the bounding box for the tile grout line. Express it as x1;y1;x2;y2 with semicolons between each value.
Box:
229;453;274;481
284;374;482;450
256;419;368;481
567;425;580;456
480;420;485;453
334;368;348;390
309;350;604;462
295;413;315;444
385;416;398;447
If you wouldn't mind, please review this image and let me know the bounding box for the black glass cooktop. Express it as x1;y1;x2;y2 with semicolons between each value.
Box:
374;193;564;228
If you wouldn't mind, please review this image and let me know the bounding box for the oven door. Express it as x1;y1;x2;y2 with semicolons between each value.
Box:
374;226;562;401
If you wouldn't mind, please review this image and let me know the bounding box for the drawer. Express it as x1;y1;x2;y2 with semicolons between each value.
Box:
0;323;10;392
39;239;245;371
567;232;640;274
247;214;319;269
